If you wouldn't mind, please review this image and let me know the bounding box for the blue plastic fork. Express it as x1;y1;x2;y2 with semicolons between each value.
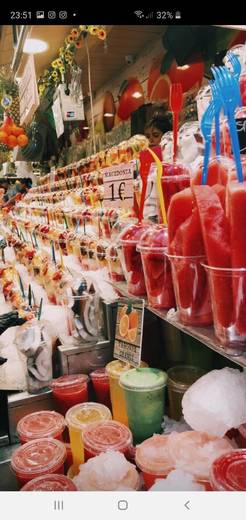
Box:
200;100;215;185
212;66;243;182
227;51;241;81
210;80;222;157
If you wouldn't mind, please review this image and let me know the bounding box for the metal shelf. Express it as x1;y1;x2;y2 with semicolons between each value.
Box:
112;281;246;370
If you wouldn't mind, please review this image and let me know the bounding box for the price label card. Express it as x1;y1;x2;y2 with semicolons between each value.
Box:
103;162;134;208
114;298;145;367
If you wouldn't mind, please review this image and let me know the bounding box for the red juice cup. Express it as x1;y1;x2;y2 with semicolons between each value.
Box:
167;254;213;326
137;225;175;309
17;411;66;444
119;221;151;296
90;368;111;408
135;435;174;489
52;375;89;415
210;450;246;491
21;474;77;491
161;162;191;213
11;438;67;488
83;420;133;460
203;265;246;354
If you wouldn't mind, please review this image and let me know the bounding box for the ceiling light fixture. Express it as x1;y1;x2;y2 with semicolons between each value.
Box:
104;112;114;117
82;126;89;130
23;38;48;54
132;91;143;99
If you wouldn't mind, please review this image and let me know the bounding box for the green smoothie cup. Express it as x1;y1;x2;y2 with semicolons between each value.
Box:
119;368;167;443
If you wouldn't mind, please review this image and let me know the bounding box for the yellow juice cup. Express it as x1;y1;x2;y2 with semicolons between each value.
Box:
106;360;148;426
65;402;112;468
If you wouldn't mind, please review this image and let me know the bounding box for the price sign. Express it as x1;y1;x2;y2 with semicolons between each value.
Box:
103;162;134;208
114;298;145;367
236;117;246;154
19;54;39;126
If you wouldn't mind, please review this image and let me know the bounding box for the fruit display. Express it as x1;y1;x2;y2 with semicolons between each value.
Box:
0;115;28;149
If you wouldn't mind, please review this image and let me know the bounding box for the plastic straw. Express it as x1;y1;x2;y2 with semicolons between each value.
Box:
28;284;32;307
148;147;167;225
51;240;56;264
18;275;25;298
38;297;43;321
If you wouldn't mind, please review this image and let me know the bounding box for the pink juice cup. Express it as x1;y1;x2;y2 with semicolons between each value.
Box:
51;374;89;416
11;438;67;488
90;367;111;409
119;221;151;296
137;225;175;309
17;411;66;444
83;420;133;461
21;474;77;491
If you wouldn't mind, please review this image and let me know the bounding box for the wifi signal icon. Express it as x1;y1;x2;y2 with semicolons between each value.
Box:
135;10;145;18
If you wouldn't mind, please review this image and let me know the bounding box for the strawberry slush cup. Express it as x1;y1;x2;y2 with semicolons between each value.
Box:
83;420;132;460
51;374;89;415
17;411;66;444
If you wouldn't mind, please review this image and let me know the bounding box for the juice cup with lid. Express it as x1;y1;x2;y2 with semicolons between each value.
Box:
17;411;66;444
106;360;148;426
21;474;77;491
135;434;174;489
83;420;133;460
65;402;112;467
210;450;246;490
120;368;167;443
167;365;206;421
90;367;111;409
51;374;89;415
11;438;67;488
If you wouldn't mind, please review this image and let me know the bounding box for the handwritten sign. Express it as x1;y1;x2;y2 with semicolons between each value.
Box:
103;162;134;208
236;117;246;155
114;298;145;367
19;54;39;126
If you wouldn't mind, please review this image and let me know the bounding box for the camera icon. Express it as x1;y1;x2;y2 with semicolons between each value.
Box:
59;11;67;19
48;11;56;19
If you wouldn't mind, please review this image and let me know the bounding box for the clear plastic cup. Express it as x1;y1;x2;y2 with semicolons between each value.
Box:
167;254;213;326
51;374;89;415
137;225;175;309
167;365;206;421
119;222;151;296
21;474;77;491
106;360;148;426
90;368;111;409
161;161;191;213
83;420;133;460
106;244;125;282
11;438;67;488
210;450;246;491
65;402;112;467
120;368;167;443
17;411;66;444
135;434;174;489
203;265;246;354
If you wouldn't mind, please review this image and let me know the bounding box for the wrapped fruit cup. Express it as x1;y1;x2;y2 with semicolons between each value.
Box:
106;244;125;282
167;254;213;326
137;225;175;309
119;221;151;296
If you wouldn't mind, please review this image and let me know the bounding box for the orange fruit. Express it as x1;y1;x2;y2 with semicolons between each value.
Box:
119;314;129;337
129;309;138;330
11;125;25;137
119;304;127;320
7;135;18;148
127;328;137;343
0;130;8;145
17;134;29;147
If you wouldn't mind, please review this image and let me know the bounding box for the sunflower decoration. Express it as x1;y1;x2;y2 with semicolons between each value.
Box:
38;25;107;99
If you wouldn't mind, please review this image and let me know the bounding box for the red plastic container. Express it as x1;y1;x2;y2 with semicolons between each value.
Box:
83;420;132;460
135;435;174;490
210;450;246;491
11;438;67;488
51;374;89;415
21;474;77;491
90;368;111;408
17;411;66;444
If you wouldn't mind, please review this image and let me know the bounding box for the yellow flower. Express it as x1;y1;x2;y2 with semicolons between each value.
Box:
52;71;58;79
56;59;63;68
89;26;98;36
52;60;58;68
67;34;75;43
79;25;86;31
59;66;65;74
98;29;106;40
71;28;79;38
